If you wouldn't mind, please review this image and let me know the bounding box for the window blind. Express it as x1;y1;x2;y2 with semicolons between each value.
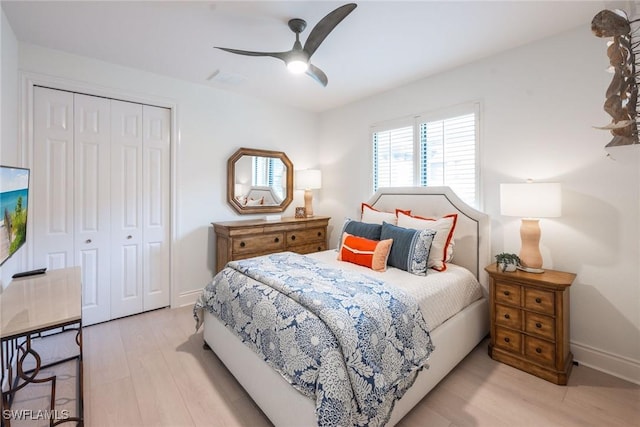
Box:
372;105;479;207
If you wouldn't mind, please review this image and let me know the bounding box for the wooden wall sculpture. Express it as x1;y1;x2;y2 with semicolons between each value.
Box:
592;9;639;147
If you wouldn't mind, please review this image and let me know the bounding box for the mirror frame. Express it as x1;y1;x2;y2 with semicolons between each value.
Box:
227;147;294;214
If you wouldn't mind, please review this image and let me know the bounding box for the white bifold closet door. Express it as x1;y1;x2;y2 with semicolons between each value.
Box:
33;87;170;325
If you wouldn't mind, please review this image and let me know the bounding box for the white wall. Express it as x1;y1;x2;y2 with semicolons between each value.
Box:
0;10;21;288
15;43;320;305
318;25;640;383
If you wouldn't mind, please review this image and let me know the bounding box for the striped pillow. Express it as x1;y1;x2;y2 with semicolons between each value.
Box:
337;232;393;272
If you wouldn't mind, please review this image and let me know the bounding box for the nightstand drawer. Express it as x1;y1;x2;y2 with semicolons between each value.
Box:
495;303;521;329
495;282;521;306
525;312;555;341
524;288;555;314
286;227;326;246
233;233;285;255
525;336;555;366
495;326;521;353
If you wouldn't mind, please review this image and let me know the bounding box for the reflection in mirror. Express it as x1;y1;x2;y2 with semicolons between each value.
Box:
227;148;293;214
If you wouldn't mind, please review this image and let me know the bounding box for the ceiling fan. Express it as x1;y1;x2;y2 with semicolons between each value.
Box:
214;3;357;87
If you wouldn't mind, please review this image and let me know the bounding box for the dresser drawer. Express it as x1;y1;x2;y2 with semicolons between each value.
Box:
495;282;521;306
524;288;555;315
525;311;555;341
495;303;521;329
286;227;326;246
495;326;521;353
525;336;556;367
291;242;327;255
232;233;285;255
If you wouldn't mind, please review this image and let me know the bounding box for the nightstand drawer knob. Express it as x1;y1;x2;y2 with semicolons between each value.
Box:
504;337;510;343
504;314;510;319
240;241;246;248
291;235;296;241
274;237;279;243
317;231;322;237
536;347;542;354
535;297;542;303
535;322;542;328
503;290;510;296
317;246;322;251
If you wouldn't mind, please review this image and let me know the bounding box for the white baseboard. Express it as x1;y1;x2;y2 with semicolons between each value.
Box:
173;289;201;308
571;340;640;385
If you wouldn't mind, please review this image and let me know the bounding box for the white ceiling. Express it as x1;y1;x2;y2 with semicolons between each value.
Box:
2;1;616;112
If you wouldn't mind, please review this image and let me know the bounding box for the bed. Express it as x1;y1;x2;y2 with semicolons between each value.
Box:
195;186;490;426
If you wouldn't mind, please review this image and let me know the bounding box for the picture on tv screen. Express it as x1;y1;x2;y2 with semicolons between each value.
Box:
0;165;30;266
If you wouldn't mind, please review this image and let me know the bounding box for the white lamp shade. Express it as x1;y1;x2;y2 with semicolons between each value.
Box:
295;169;322;190
500;182;561;218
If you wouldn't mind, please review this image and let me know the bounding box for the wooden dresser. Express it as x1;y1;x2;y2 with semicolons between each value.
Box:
485;263;576;385
212;216;330;273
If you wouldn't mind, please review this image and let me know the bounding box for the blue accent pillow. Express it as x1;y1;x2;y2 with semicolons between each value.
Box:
336;219;383;250
380;222;436;276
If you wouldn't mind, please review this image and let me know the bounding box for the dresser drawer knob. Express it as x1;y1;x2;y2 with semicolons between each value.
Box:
291;235;296;241
535;297;542;303
317;246;322;251
317;231;322;237
504;337;510;343
503;290;510;296
274;237;280;243
535;322;542;328
504;313;510;319
240;241;245;248
536;347;542;354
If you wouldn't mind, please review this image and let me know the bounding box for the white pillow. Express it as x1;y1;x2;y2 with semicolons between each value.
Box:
396;211;458;271
360;203;397;225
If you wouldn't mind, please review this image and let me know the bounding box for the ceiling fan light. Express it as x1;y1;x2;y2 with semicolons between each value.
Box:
287;59;309;74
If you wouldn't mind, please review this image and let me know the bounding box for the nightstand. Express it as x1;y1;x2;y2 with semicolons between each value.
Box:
485;263;576;385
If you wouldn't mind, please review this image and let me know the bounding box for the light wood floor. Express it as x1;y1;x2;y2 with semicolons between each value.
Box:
75;306;638;426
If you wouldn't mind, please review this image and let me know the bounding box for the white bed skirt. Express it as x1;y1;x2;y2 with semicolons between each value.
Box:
203;297;489;426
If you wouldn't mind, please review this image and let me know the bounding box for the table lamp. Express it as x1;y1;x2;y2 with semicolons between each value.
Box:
500;181;561;272
295;169;321;217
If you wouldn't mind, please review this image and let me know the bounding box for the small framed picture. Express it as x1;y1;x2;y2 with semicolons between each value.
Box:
295;207;306;218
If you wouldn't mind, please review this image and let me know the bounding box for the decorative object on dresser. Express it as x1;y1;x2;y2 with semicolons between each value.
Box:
486;263;576;385
294;206;306;218
212;216;330;273
500;180;561;273
227;147;294;214
295;169;322;217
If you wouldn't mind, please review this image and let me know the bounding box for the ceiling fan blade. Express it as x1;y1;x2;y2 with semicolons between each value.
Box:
215;47;289;62
306;64;328;87
303;3;357;58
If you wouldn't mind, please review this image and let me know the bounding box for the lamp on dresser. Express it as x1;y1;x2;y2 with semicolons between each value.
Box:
295;169;322;217
500;180;561;272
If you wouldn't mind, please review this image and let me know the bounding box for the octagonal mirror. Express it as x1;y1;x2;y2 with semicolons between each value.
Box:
227;147;294;214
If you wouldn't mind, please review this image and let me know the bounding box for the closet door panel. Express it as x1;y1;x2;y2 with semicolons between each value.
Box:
110;100;144;319
74;94;112;325
33;87;74;270
142;105;170;310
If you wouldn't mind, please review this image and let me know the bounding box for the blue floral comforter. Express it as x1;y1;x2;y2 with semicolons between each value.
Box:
193;252;434;426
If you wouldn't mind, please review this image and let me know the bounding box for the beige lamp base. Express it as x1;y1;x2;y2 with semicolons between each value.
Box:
304;189;314;218
519;218;543;269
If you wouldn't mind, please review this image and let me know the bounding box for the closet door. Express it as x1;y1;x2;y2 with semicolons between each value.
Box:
74;94;112;325
33;87;75;269
110;100;144;319
142;105;170;310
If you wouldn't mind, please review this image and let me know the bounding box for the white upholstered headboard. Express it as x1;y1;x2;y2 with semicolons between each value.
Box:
367;187;491;288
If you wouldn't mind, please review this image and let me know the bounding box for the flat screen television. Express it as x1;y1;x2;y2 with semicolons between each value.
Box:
0;165;30;266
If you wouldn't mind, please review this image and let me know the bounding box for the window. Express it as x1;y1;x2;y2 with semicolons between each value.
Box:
372;104;479;207
252;157;285;199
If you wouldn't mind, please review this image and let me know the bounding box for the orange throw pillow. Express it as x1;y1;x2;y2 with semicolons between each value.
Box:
337;232;393;272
